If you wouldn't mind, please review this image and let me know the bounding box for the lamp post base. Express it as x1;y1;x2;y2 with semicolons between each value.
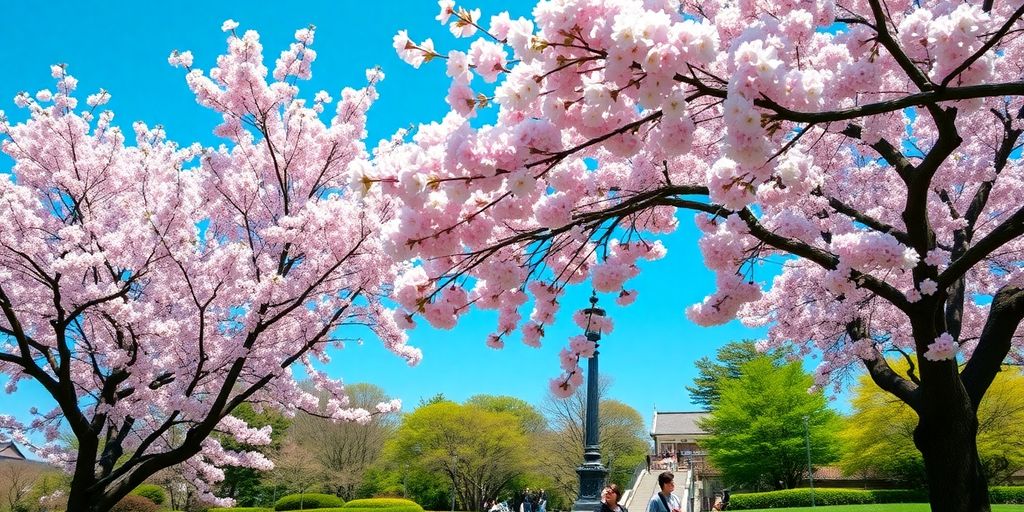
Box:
571;461;609;512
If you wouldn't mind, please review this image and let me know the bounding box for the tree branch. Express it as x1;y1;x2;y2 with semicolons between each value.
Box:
840;124;914;182
938;204;1024;288
848;320;921;410
961;285;1024;410
940;2;1024;88
867;0;933;91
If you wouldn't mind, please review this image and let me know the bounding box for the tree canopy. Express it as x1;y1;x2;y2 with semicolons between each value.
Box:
686;340;770;409
383;401;529;512
700;358;841;490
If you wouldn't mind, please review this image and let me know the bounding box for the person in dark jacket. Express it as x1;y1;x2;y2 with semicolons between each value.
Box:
598;483;627;512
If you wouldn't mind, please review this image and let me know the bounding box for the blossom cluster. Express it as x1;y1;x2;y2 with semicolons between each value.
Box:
383;0;1024;394
0;24;414;506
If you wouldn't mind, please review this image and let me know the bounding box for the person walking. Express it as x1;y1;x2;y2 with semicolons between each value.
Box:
598;484;627;512
647;472;682;512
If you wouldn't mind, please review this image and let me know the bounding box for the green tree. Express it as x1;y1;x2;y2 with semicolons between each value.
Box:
383;401;528;511
840;361;1024;486
687;340;780;410
700;358;841;490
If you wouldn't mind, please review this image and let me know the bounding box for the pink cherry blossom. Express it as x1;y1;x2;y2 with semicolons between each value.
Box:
1;24;411;507
924;333;960;361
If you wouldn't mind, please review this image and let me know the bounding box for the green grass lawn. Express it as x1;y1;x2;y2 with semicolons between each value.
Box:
738;504;1024;512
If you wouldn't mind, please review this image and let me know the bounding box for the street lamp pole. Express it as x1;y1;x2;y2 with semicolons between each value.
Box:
571;294;609;512
803;416;815;508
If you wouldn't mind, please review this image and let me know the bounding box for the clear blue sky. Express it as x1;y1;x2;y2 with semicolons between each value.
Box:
0;1;842;449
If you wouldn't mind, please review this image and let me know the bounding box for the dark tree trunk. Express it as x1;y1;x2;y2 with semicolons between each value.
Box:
914;382;990;512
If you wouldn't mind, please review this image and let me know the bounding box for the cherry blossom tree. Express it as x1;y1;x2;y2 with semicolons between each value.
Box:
0;24;415;511
379;1;1024;510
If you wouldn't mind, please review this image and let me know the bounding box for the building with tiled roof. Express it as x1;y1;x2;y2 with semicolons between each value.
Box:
650;411;710;458
0;442;26;461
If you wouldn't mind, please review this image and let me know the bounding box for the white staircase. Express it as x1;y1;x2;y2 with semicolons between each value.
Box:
622;469;691;512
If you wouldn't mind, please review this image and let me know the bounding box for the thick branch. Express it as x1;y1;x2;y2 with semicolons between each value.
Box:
840;124;914;181
938;204;1024;288
732;208;911;309
848;320;921;410
961;285;1024;410
763;82;1024;124
823;192;910;245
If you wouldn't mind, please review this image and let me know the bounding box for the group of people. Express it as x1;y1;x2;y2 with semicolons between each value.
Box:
645;451;692;472
490;472;726;512
597;472;674;512
486;488;547;512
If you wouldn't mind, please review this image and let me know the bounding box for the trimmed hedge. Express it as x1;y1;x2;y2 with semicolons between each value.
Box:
343;499;423;510
992;486;1024;504
729;488;872;509
131;484;168;505
729;487;1024;509
275;494;345;511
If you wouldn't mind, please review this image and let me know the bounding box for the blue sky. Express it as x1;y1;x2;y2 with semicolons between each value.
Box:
0;0;840;448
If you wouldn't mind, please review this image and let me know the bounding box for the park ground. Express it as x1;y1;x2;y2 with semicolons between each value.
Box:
738;505;1024;512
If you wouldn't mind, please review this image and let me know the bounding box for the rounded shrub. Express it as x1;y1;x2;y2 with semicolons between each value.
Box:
275;493;345;511
111;494;160;512
131;484;168;505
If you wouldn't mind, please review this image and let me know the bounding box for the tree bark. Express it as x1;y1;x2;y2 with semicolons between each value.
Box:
913;395;990;512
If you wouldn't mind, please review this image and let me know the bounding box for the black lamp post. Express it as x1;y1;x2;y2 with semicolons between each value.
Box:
571;293;609;512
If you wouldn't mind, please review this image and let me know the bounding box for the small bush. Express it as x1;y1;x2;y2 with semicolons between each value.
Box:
131;484;168;505
991;486;1024;504
111;494;160;512
275;493;345;511
343;499;423;510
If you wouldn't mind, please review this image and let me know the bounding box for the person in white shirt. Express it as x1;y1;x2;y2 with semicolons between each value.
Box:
647;471;682;512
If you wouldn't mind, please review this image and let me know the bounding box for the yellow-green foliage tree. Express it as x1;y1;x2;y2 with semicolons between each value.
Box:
383;401;529;511
841;362;1024;486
